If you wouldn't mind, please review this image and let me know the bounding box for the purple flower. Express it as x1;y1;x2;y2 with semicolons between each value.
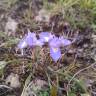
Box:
39;32;54;42
59;37;71;46
49;37;62;62
50;47;61;62
18;32;37;49
26;32;37;46
49;37;61;48
35;39;45;47
17;31;72;61
17;36;27;49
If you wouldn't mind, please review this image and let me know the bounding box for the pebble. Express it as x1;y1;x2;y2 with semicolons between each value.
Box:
5;73;21;88
5;17;18;36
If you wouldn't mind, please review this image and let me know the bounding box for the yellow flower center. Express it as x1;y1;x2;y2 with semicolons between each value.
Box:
52;47;59;52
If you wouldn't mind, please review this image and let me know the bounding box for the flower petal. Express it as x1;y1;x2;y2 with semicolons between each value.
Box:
35;39;45;47
39;32;54;42
17;38;27;49
49;37;61;48
59;37;71;46
26;32;37;46
50;47;61;62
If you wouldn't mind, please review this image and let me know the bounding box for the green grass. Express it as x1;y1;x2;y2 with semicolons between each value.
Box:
43;0;96;30
0;0;18;9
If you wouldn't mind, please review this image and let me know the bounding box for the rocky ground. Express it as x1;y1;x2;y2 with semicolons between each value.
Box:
0;0;96;96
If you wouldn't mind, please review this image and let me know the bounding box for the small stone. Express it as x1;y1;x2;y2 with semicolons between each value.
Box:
83;44;88;48
5;73;21;88
5;17;18;36
35;9;50;22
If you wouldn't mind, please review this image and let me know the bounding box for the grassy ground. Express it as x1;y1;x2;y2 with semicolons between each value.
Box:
0;0;96;96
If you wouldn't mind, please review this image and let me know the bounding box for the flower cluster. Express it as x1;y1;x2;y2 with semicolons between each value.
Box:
18;31;71;62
